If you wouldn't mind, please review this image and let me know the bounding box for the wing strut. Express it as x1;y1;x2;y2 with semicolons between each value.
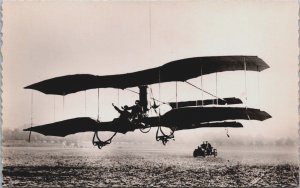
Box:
257;66;260;109
28;91;34;142
216;73;218;105
201;66;204;106
53;96;56;121
63;96;65;114
244;57;248;108
84;91;87;115
156;70;175;145
97;88;100;121
117;89;120;107
175;81;178;109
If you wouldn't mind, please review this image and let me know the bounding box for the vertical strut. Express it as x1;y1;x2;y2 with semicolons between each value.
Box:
97;88;100;121
257;66;260;109
158;69;161;118
84;91;86;115
31;91;33;126
216;73;218;105
63;96;65;115
117;89;120;107
175;81;178;108
201;66;204;106
244;57;247;108
54;96;56;121
29;91;33;142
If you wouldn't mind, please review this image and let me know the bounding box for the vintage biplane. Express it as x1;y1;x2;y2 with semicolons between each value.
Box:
24;56;271;149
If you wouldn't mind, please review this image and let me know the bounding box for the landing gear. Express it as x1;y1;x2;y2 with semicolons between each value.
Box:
156;126;175;145
139;123;151;133
92;131;117;149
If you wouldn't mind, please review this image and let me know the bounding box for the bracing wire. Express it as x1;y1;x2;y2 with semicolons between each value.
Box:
185;81;226;103
126;88;139;94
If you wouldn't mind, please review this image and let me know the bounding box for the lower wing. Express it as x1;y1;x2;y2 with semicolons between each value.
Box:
24;107;271;137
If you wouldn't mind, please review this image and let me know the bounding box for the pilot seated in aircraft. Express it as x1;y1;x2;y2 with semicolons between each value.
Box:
127;100;143;122
112;100;143;125
112;103;131;121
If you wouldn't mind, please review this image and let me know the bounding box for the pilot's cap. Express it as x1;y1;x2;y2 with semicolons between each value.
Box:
124;105;129;110
135;100;140;104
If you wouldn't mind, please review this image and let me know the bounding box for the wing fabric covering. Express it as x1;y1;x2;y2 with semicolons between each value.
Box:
143;107;271;129
175;121;243;131
25;56;269;95
160;107;271;128
24;107;271;137
168;97;242;108
24;117;136;136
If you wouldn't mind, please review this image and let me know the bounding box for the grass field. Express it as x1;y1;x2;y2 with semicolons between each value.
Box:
2;143;299;187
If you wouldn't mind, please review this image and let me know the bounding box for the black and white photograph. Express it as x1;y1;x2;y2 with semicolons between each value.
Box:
1;1;299;187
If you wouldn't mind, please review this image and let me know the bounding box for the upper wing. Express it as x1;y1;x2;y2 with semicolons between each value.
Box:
168;97;243;108
25;56;269;95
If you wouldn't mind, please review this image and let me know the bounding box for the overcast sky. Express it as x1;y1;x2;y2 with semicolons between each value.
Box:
3;1;298;142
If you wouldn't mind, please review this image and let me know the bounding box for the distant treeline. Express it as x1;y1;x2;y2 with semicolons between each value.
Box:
2;128;297;147
3;128;82;145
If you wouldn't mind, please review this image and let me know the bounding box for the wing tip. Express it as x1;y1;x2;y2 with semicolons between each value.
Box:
256;56;270;71
24;85;32;89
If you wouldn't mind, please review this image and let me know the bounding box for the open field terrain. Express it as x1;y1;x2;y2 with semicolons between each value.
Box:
2;143;299;187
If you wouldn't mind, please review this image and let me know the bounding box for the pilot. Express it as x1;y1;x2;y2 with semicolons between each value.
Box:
127;100;143;121
112;103;131;121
